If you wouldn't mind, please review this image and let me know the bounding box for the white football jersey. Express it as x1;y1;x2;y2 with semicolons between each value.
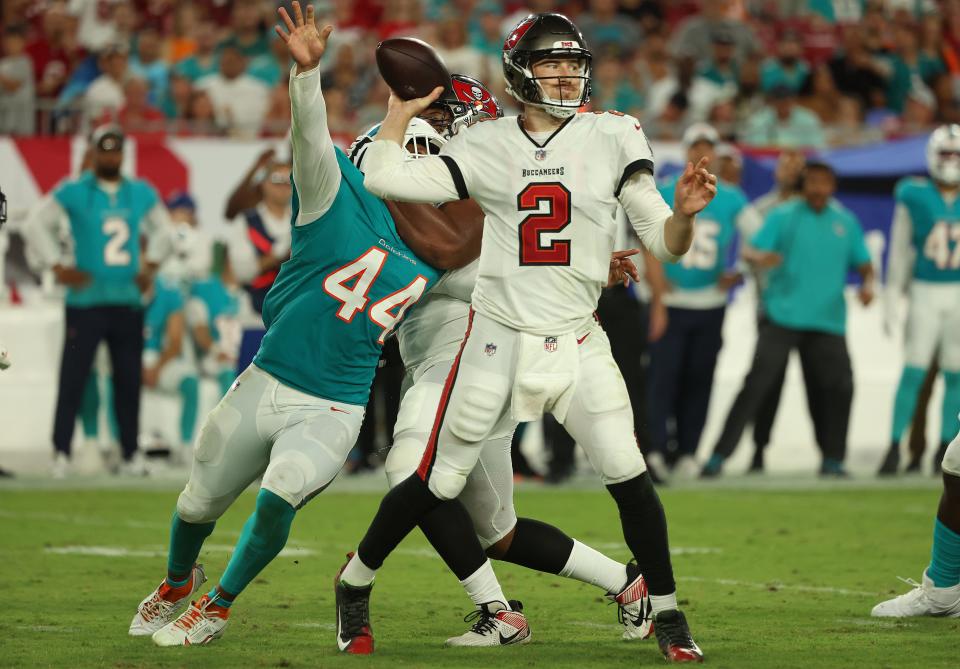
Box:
439;112;666;334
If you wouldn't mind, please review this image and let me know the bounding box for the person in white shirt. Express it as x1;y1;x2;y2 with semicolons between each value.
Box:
225;159;292;314
84;43;129;122
337;12;715;662
68;0;119;52
196;45;270;138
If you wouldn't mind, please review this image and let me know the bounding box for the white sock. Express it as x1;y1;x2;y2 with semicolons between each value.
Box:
339;553;377;587
650;592;678;615
460;559;508;610
559;539;629;594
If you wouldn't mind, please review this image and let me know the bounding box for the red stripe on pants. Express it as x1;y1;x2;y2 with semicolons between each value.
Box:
417;309;476;481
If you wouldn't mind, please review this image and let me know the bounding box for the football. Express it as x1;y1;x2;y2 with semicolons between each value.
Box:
376;37;451;100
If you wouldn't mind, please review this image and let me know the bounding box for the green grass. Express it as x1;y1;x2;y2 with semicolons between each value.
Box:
1;483;958;668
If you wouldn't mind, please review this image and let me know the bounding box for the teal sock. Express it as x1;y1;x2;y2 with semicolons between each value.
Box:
104;378;120;442
218;369;235;397
167;511;216;582
928;518;960;588
217;489;296;600
179;376;200;444
79;374;100;438
891;366;926;442
940;371;960;444
206;585;235;608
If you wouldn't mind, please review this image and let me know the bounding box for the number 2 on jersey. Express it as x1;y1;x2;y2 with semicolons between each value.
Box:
517;183;572;266
923;221;960;270
103;217;131;266
323;247;428;344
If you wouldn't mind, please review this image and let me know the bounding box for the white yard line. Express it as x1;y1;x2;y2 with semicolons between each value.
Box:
679;576;876;597
44;544;315;558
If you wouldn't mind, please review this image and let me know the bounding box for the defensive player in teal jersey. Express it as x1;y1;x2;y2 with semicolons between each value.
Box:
648;123;760;478
24;125;174;477
879;124;960;476
187;271;242;397
129;4;480;646
142;276;200;458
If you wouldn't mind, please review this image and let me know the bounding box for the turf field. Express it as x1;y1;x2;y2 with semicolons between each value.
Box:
1;479;957;668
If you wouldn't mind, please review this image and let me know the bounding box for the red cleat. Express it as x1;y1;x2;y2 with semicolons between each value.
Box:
653;609;703;663
334;552;375;654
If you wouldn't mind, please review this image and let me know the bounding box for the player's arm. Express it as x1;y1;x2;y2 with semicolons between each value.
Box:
618;171;682;263
276;3;341;222
361;89;462;204
849;216;876;306
24;193;90;286
386;199;483;270
224;148;275;219
642;247;670;342
885;203;913;297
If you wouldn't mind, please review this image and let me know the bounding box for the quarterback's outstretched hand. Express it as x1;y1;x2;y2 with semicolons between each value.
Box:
674;157;718;217
607;248;642;288
276;2;332;74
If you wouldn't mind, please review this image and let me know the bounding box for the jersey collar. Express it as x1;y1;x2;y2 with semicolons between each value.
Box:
516;114;576;149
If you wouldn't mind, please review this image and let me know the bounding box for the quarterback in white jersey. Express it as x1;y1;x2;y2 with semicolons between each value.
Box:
338;13;715;663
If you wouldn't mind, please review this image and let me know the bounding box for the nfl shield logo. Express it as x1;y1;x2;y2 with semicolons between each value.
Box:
535;149;547;161
544;336;558;353
484;342;497;356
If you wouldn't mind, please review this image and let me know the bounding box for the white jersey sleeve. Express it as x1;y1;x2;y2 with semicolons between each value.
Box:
23;194;67;269
886;203;914;294
289;64;341;223
143;202;176;265
617;172;678;263
362;141;462;204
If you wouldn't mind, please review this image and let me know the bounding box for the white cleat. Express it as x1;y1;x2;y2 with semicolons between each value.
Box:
871;572;960;618
673;455;701;481
129;564;207;636
118;452;150;477
445;600;531;647
51;452;70;480
152;593;229;646
614;562;653;640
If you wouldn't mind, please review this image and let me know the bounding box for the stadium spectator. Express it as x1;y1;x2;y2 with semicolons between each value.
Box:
173;19;219;82
828;24;888;113
377;0;424;40
183;89;220;135
697;30;740;88
591;51;645;117
195;44;269;138
884;22;944;115
68;0;119;52
167;1;200;64
22;125;174;478
702;161;875;478
162;69;192;119
83;41;129;122
799;64;846;124
669;0;758;66
577;0;643;56
129;26;169;108
218;0;271;60
249;34;291;87
0;24;35;135
101;76;164;137
226;158;292;315
434;14;488;83
760;29;810;94
25;2;83;101
741;84;826;148
321;42;374;110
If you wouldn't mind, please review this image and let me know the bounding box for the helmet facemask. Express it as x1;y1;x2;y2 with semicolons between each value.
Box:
506;50;591;119
401;117;446;161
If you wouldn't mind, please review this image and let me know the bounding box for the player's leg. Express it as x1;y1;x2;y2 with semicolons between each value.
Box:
104;305;145;464
872;434;960;617
79;373;101;441
339;312;520;650
52;307;107;475
155;386;366;647
881;289;939;474
155;356;200;456
800;332;853;476
674;307;725;475
646;307;687;473
935;295;960;472
564;322;702;662
129;365;275;637
702;321;798;477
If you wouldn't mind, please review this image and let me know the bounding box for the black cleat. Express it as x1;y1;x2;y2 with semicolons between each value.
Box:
653;609;703;663
877;443;900;476
933;441;949;474
334;553;374;654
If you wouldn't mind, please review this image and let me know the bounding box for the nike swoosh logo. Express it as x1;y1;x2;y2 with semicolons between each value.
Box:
499;629;523;644
330;407;350;414
576;333;589;345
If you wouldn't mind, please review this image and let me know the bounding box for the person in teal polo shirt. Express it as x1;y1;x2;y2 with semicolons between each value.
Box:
702;161;875;477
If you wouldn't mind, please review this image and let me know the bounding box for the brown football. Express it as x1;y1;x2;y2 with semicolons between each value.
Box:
376;37;451;100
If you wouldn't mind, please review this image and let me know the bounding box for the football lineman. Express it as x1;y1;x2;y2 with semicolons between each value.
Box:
878;124;960;475
338;11;714;663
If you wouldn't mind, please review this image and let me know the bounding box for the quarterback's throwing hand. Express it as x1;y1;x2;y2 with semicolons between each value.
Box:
276;2;332;73
674;156;718;217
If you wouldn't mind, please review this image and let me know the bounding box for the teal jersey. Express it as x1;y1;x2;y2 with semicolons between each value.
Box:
658;177;749;290
144;277;184;352
253;149;443;405
53;173;159;308
752;199;871;335
895;177;960;283
189;278;240;342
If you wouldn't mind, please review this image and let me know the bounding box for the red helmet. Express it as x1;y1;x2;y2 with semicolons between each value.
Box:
502;13;592;119
429;74;503;138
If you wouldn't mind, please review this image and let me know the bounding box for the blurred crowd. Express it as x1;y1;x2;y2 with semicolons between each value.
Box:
3;0;960;145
